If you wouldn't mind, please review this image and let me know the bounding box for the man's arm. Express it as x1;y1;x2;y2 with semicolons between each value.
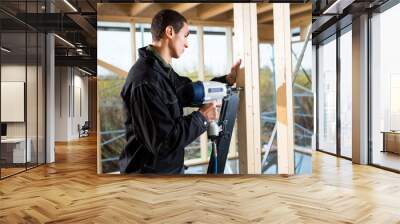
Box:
130;83;208;156
175;58;241;107
175;75;228;108
175;75;194;107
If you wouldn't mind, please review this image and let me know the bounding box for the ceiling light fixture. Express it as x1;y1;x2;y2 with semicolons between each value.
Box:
78;67;92;76
54;34;75;48
63;0;78;12
1;47;11;53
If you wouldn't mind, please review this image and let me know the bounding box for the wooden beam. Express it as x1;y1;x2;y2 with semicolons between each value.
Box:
258;24;274;43
234;3;261;174
130;3;153;16
291;12;312;28
196;25;208;162
257;4;273;14
171;3;200;13
199;4;233;20
300;24;308;41
273;4;295;175
97;59;128;78
130;22;137;63
98;15;233;27
226;27;237;158
259;3;311;24
258;13;274;24
290;3;312;16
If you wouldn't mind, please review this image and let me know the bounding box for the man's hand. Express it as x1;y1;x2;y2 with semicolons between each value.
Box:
199;102;217;122
226;59;242;85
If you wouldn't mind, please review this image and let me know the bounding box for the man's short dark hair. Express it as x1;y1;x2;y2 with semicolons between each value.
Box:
151;9;187;41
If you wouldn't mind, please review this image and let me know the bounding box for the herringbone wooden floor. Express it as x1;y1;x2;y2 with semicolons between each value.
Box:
1;135;400;223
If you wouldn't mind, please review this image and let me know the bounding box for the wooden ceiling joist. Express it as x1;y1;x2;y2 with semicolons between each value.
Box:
258;13;274;24
259;3;311;24
171;3;200;13
198;4;233;20
98;15;233;27
130;3;153;16
290;12;312;27
97;3;310;29
257;4;273;14
290;3;312;16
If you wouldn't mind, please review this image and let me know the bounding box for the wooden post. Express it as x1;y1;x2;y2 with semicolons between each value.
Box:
273;3;295;175
197;25;209;162
130;22;137;63
233;3;261;174
226;26;238;158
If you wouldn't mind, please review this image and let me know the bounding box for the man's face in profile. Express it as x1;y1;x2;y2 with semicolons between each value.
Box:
168;22;189;59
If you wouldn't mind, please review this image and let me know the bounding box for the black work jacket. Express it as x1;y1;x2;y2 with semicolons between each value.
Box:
119;46;227;174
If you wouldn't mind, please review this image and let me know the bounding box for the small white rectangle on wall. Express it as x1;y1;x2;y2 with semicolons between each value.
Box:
1;82;25;122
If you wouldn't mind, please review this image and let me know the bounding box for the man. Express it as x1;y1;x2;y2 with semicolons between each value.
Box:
119;9;241;174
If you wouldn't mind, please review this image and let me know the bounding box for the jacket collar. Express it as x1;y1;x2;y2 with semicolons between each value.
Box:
138;45;176;87
146;45;172;69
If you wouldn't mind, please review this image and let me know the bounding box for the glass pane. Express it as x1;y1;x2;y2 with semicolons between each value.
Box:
318;37;337;154
259;43;278;174
98;66;126;173
340;29;352;158
1;29;27;177
371;4;400;171
203;26;228;79
97;22;132;72
135;24;152;52
292;36;313;174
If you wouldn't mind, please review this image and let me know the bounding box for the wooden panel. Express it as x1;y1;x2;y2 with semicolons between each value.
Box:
130;22;137;63
257;4;273;14
273;4;295;175
234;3;261;174
171;3;200;13
198;4;233;20
196;26;209;162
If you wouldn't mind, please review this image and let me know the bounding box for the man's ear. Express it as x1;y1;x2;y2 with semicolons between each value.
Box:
165;25;174;39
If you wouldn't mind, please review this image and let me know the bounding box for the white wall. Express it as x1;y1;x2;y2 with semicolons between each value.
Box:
55;67;89;141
